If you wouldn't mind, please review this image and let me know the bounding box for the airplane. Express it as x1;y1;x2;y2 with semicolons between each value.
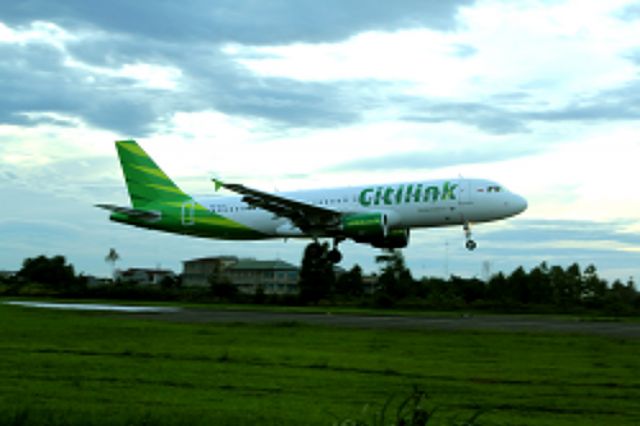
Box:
97;140;527;263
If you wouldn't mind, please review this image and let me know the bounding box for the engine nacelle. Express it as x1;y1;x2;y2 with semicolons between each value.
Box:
367;228;410;249
342;213;409;249
342;213;388;238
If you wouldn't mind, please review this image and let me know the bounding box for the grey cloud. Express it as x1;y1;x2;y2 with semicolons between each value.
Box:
65;31;196;69
526;82;640;123
485;219;640;248
0;171;18;182
0;42;162;136
402;101;529;134
0;20;369;135
0;219;84;242
210;79;363;128
0;0;477;134
452;44;477;58
1;156;125;204
398;77;640;134
393;90;536;135
4;0;640;140
1;1;475;45
617;3;640;21
328;145;536;172
522;78;640;124
488;91;532;103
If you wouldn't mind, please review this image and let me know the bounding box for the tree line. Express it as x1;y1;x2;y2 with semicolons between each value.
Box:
1;250;638;316
300;244;638;315
282;242;640;315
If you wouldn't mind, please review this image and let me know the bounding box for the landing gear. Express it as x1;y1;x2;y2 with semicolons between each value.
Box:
306;238;344;264
328;237;344;264
327;248;342;264
307;241;322;258
463;221;477;251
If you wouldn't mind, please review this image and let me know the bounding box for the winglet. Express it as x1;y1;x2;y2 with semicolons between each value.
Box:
212;178;224;192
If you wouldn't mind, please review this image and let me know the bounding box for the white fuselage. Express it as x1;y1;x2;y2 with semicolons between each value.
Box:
194;178;527;238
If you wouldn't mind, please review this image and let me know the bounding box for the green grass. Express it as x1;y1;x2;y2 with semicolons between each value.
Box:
0;303;639;425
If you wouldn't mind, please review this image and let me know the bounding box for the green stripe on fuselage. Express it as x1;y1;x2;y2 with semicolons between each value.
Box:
111;201;267;240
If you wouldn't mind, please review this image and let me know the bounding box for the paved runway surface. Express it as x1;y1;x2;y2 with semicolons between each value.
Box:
8;301;638;337
135;308;640;338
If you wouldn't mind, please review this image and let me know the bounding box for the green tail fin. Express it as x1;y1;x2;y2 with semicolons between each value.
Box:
115;140;191;209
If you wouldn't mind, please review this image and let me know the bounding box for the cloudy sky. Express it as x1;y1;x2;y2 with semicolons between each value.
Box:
1;0;639;282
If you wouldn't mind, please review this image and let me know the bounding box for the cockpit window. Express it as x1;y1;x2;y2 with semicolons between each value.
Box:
487;186;502;193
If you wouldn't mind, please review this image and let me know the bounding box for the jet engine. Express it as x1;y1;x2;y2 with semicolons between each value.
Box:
342;213;409;248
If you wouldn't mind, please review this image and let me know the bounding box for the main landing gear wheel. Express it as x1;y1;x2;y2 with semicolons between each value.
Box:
327;237;345;264
465;239;477;251
307;241;322;258
328;248;343;264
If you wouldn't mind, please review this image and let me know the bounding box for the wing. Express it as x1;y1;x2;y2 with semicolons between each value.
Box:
96;204;161;222
212;178;342;232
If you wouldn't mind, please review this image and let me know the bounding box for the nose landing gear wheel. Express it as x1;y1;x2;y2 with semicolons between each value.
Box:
463;221;477;251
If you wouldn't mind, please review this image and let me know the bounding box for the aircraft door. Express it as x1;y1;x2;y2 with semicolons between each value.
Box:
181;200;195;226
458;178;472;205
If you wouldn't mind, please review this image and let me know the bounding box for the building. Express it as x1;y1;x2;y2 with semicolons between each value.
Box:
114;268;177;285
182;256;300;295
362;273;380;294
182;256;240;287
226;259;299;295
84;276;113;287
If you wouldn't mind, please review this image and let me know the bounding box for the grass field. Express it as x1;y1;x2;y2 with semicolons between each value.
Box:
0;301;639;425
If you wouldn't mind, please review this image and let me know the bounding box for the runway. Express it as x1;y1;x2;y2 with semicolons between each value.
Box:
7;300;638;338
133;308;640;338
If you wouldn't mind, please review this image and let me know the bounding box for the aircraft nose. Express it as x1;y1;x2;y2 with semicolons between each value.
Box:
513;194;528;215
503;193;527;217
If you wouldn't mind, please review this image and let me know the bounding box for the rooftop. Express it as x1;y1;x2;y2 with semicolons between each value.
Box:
227;259;298;272
183;256;239;264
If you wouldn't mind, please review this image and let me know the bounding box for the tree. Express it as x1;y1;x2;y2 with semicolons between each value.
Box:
528;262;553;305
507;266;529;304
550;264;582;309
582;264;607;308
603;279;637;315
298;242;335;304
17;255;78;290
450;275;485;304
487;272;509;305
105;248;120;280
160;274;181;290
375;250;413;302
336;264;364;298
